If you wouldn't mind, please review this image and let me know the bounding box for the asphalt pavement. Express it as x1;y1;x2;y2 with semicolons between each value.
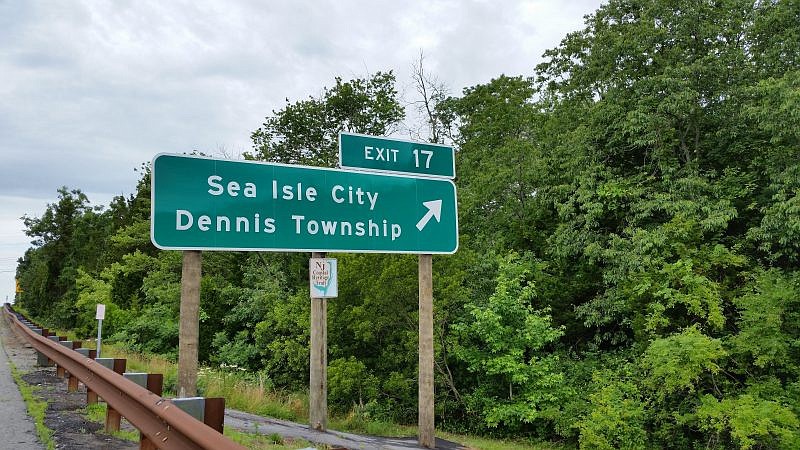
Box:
0;318;44;450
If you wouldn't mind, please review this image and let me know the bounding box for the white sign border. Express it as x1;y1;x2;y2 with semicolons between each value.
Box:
338;132;456;180
149;153;459;255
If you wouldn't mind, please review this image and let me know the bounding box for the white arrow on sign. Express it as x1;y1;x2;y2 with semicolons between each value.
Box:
416;199;443;231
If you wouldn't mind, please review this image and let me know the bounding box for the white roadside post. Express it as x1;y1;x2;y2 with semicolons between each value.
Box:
95;303;106;358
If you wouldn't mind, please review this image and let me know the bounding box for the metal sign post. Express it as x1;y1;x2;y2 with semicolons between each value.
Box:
95;304;106;358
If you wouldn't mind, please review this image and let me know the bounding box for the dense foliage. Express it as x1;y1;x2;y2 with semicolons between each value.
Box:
15;1;799;447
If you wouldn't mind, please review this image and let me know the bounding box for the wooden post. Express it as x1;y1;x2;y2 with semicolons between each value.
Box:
68;374;79;392
418;254;435;448
309;251;328;431
178;250;202;398
139;374;164;450
204;397;226;433
55;336;67;378
105;407;122;432
104;408;123;430
102;359;127;428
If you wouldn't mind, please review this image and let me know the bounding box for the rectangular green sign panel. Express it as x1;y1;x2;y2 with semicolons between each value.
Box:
151;154;458;254
339;132;455;178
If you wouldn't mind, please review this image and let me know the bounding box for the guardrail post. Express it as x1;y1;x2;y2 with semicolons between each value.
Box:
205;398;226;433
70;348;93;392
66;341;82;389
73;348;98;360
46;335;60;366
55;337;69;377
31;327;52;366
41;328;52;363
171;397;226;433
123;373;164;450
106;405;122;433
68;373;79;392
58;341;73;379
75;349;98;403
57;340;83;381
96;358;127;432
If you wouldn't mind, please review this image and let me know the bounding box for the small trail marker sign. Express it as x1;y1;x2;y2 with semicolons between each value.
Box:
95;304;106;320
310;258;337;298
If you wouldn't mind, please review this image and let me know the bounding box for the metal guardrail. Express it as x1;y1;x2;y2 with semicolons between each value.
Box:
3;304;246;450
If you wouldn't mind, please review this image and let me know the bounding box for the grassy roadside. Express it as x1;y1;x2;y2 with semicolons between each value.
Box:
44;333;559;450
8;361;56;450
102;343;559;450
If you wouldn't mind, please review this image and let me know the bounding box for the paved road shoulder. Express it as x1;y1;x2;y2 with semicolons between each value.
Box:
0;316;44;450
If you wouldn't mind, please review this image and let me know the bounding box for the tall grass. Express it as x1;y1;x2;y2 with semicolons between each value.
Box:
100;343;309;422
200;366;307;420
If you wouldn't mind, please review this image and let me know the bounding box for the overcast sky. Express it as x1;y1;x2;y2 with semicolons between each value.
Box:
0;0;603;303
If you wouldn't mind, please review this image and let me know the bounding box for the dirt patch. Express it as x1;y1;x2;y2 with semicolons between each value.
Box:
2;319;136;450
29;369;136;449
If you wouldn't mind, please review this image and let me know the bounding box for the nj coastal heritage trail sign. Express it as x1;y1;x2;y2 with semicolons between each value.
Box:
150;153;458;254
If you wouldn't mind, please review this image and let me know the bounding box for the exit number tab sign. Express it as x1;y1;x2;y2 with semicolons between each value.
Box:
339;132;455;179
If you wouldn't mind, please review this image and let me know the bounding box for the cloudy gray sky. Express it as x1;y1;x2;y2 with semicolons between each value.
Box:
0;0;603;302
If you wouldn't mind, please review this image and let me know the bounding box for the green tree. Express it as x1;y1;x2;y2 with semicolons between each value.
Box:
248;71;404;167
453;253;564;430
18;187;95;326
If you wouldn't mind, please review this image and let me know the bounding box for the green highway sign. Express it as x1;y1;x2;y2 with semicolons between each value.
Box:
151;154;458;254
339;132;455;179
